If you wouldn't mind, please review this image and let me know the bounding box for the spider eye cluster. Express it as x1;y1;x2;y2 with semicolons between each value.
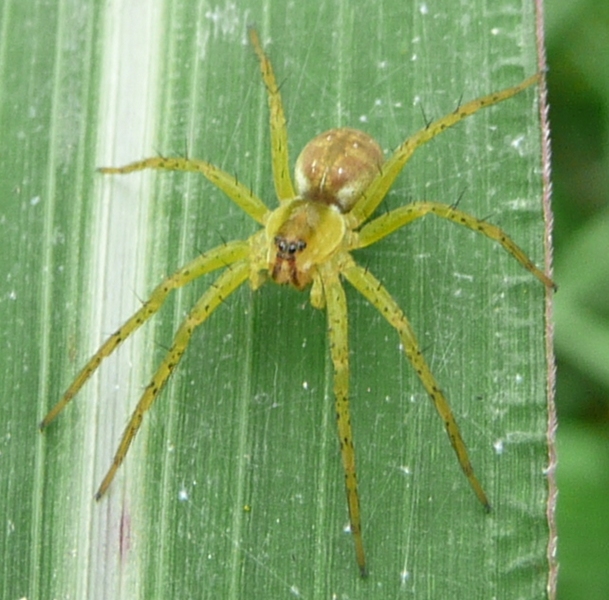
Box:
274;236;307;256
294;127;383;213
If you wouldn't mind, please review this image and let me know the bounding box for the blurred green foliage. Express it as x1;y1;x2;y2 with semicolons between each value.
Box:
546;0;609;597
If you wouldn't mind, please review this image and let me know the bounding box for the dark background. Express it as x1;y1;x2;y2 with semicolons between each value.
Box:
546;0;609;598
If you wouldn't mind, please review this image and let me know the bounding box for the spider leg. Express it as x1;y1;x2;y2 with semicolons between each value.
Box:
248;27;296;202
348;73;540;227
343;260;490;511
356;201;555;289
94;259;250;499
99;158;270;225
40;240;249;430
320;266;367;577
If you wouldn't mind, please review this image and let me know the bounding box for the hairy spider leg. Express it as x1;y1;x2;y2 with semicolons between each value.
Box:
248;27;296;202
357;201;556;290
97;30;295;217
320;264;367;576
94;260;250;499
348;73;541;227
343;260;490;509
39;241;248;429
99;157;270;225
250;36;394;573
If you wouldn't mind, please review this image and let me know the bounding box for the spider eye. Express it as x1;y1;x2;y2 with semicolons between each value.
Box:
274;236;307;256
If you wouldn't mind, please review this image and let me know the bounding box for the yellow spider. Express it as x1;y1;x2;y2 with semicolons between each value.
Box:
40;28;554;576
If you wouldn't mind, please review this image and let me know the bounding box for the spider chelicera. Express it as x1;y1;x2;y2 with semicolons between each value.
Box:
41;28;554;576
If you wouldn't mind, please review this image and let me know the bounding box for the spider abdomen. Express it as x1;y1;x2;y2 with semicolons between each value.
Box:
294;128;383;213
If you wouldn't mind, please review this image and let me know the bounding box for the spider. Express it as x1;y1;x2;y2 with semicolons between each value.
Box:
40;28;554;576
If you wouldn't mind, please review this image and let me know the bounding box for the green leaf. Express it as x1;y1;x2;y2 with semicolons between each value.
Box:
0;0;554;598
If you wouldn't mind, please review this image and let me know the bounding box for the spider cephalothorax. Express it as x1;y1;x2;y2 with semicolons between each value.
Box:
41;27;554;576
268;127;383;289
266;198;344;289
